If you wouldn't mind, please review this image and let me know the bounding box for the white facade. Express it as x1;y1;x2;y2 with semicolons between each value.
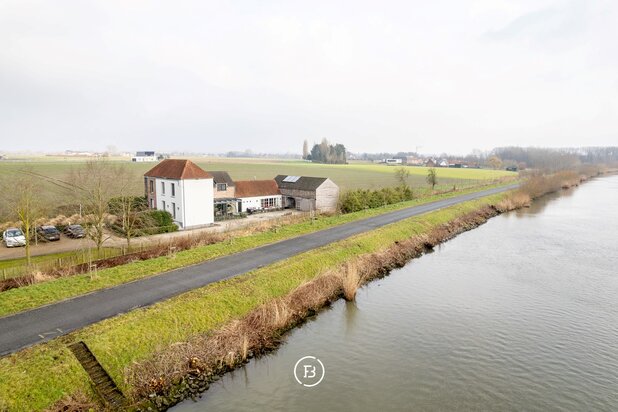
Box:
385;158;403;165
239;195;282;213
154;177;214;229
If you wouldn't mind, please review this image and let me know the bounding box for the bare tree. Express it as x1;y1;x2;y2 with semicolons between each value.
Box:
488;155;503;170
112;169;144;249
68;160;126;252
394;166;410;188
1;172;47;265
426;168;438;190
302;140;309;160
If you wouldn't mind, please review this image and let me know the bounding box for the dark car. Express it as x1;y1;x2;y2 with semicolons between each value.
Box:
36;225;61;241
65;224;86;239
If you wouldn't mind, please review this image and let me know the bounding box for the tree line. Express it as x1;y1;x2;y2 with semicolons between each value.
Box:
302;139;347;164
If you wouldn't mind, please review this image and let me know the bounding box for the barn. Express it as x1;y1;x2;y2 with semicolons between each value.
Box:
274;175;339;213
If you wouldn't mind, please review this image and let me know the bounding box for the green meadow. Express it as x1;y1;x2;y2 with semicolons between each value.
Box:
0;157;514;198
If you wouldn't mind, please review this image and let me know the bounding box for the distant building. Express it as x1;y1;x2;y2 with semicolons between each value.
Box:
406;156;424;166
425;158;437;167
274;175;339;213
132;151;157;162
385;158;403;166
144;159;214;229
235;180;282;213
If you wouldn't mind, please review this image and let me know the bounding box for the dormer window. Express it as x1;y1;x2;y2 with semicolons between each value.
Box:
217;183;227;191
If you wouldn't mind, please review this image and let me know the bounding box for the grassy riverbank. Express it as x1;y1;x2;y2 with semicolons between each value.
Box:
0;192;510;411
0;182;514;318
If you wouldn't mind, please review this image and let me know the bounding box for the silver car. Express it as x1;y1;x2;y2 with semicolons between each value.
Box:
2;228;27;248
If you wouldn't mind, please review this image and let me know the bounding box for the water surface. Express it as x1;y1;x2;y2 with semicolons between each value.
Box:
173;176;618;411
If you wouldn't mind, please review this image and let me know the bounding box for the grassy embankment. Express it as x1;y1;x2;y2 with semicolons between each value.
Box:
0;181;514;318
0;192;510;412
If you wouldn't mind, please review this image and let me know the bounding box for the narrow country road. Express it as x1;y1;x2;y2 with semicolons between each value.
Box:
0;185;517;356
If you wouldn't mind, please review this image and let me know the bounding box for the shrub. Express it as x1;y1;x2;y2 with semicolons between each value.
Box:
339;186;414;213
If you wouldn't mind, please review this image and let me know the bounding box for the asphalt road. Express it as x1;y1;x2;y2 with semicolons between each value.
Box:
0;184;517;356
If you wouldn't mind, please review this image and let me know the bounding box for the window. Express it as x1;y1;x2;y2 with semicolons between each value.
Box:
149;198;154;208
171;202;176;219
162;200;166;211
217;183;227;191
161;181;165;195
261;198;277;209
149;180;154;193
171;183;175;197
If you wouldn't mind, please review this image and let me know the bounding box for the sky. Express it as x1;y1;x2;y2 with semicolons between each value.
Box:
1;0;617;155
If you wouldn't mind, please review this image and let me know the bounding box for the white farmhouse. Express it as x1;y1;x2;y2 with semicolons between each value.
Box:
144;159;214;229
234;180;282;213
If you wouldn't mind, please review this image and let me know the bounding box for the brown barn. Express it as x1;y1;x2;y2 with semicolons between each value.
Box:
274;175;339;213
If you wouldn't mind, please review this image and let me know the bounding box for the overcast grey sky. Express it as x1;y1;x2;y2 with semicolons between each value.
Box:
1;0;616;155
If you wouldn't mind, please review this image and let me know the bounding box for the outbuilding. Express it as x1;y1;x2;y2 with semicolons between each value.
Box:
144;159;214;229
274;175;339;213
235;180;282;213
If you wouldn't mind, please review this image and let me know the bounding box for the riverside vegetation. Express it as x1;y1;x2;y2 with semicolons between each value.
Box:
0;166;610;411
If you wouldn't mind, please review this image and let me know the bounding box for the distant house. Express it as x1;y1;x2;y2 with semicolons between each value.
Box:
406;156;424;166
144;159;214;229
274;175;339;213
425;159;437;167
132;151;157;162
438;159;449;167
385;158;403;166
235;180;282;213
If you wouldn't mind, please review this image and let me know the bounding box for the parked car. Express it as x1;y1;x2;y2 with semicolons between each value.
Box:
2;228;26;248
36;225;61;241
65;224;86;238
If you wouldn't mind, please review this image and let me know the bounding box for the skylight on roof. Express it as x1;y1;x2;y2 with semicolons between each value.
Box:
283;175;301;183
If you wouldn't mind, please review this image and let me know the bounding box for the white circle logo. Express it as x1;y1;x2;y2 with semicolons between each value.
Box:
293;356;325;387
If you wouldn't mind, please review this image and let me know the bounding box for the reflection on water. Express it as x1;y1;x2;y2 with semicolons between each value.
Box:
173;176;618;412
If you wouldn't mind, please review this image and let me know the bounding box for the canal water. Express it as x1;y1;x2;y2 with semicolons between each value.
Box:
173;175;618;412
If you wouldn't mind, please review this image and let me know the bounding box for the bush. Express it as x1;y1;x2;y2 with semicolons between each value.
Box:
339;186;414;213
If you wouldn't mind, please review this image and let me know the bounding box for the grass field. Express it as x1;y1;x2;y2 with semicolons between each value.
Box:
0;157;515;199
0;192;508;412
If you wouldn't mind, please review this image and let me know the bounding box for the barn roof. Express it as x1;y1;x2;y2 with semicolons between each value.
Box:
235;180;280;198
144;159;212;180
209;171;235;186
274;175;330;191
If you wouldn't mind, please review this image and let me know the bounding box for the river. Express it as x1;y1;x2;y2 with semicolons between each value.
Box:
172;175;618;412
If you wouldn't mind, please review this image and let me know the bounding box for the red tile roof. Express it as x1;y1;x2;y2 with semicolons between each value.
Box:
234;180;280;198
144;159;212;180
